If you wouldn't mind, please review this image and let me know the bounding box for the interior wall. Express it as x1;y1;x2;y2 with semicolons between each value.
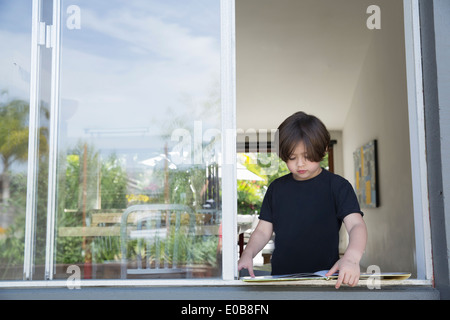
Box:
235;0;375;132
342;0;416;275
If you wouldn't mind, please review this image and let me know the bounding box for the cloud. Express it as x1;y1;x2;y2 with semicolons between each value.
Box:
58;2;221;148
0;30;32;100
80;6;219;68
0;1;221;154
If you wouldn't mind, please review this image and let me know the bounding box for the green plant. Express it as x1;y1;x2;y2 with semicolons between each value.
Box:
237;152;329;215
237;153;290;215
125;225;219;269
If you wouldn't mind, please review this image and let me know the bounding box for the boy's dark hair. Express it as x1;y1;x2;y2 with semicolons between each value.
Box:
277;111;330;163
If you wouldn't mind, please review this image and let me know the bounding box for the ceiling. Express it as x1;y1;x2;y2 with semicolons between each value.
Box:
236;0;379;131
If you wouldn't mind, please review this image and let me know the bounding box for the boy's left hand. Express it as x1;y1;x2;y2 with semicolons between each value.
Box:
326;258;360;289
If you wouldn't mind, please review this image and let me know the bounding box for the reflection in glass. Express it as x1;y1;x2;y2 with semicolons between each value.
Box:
0;1;33;280
54;0;222;279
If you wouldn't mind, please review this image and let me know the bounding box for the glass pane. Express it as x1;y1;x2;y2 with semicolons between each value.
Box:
54;0;222;279
0;1;32;280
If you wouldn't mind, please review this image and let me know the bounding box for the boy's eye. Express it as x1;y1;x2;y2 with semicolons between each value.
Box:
289;157;296;161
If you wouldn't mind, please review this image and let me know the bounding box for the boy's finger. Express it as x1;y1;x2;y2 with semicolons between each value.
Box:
346;275;353;286
335;274;344;289
336;273;348;289
351;276;359;287
326;263;338;276
343;273;350;285
248;265;255;278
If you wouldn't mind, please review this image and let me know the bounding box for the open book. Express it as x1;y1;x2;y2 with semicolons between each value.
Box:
241;270;411;282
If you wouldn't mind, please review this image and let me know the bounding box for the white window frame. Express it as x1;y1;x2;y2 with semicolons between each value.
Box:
23;0;43;282
403;0;433;281
1;0;433;288
220;0;238;281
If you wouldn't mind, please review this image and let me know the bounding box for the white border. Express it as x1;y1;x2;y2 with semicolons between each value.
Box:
403;0;433;280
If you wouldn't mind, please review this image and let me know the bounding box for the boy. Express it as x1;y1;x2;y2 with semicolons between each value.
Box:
237;111;367;289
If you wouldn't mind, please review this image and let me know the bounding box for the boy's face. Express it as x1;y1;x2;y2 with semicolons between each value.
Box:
286;141;322;181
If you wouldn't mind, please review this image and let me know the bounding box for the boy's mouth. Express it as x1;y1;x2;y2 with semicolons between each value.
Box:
297;170;307;174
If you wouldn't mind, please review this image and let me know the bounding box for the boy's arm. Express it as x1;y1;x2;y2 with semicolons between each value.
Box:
237;220;273;277
326;213;367;289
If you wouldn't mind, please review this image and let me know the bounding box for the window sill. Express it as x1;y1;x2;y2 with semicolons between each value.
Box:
0;278;432;288
0;279;439;300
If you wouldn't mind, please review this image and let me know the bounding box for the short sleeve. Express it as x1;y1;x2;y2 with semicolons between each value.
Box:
259;183;274;223
333;177;364;221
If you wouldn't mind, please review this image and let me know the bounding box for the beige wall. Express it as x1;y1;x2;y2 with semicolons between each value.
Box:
341;0;416;275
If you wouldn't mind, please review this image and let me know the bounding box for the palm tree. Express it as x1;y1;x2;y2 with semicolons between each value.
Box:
0;92;48;204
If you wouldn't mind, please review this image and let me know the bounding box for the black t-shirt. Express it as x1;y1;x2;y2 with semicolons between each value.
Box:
259;169;363;275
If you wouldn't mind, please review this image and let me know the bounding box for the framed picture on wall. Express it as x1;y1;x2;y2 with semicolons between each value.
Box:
353;140;379;208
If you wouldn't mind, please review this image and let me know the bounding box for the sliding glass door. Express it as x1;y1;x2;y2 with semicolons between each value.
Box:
0;0;53;281
7;0;229;282
53;0;222;280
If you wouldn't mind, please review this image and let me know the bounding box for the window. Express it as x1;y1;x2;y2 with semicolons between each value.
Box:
1;0;232;283
0;0;433;287
235;0;432;281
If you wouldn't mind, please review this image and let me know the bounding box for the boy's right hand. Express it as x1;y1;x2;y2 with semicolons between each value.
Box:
237;220;273;278
237;252;255;277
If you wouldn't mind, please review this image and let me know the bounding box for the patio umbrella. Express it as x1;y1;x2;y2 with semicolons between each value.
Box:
236;163;264;181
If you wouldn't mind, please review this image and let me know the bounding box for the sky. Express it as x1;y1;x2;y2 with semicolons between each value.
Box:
0;0;222;160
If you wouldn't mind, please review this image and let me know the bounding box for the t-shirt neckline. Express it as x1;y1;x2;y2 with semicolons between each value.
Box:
289;167;326;183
